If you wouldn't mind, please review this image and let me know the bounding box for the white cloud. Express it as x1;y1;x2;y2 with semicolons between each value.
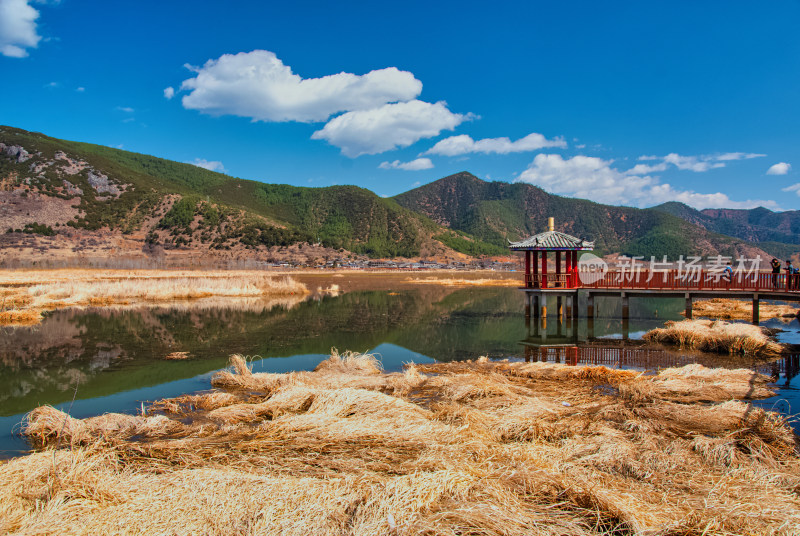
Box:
624;162;668;175
189;158;226;173
424;132;566;156
179;50;422;123
76;86;85;92
663;153;725;172
516;153;778;210
636;152;766;173
768;162;791;175
312;100;471;157
116;106;134;113
716;152;765;161
0;0;41;57
782;183;800;195
379;157;434;171
163;86;175;99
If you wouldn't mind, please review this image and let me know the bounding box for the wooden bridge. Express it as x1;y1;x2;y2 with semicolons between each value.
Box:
509;219;800;323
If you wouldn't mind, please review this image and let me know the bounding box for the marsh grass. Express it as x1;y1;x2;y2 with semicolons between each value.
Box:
406;277;520;286
643;318;785;357
0;269;307;326
691;298;798;322
3;352;798;535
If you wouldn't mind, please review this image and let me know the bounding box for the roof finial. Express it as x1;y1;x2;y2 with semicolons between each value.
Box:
548;217;554;232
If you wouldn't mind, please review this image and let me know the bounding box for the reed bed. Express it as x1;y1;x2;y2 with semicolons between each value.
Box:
2;351;798;535
406;277;520;286
643;318;786;357
692;298;799;321
0;269;307;326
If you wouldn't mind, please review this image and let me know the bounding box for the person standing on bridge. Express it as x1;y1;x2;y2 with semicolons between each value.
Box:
786;260;794;290
772;258;782;289
722;261;733;288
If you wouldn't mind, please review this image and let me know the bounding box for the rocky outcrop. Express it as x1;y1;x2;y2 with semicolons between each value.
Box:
87;171;123;197
0;143;32;163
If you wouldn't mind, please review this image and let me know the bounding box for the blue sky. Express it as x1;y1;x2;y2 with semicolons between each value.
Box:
1;0;798;210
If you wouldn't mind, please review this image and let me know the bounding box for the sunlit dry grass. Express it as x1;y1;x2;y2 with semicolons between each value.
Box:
3;351;798;535
691;298;798;322
0;269;308;326
405;277;520;286
644;318;785;357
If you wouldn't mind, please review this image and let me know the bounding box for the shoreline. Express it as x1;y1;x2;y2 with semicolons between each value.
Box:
0;268;520;326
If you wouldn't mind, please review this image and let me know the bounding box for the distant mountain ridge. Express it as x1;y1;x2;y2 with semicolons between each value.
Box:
652;201;800;246
0;125;796;266
393;172;797;260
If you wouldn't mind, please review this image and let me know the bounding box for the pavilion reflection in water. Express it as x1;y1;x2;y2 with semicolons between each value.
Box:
520;310;800;385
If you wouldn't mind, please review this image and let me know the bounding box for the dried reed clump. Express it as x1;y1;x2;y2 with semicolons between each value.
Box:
163;351;190;360
406;277;520;287
4;353;800;535
692;298;799;321
620;363;777;403
643;318;786;357
0;269;308;326
0;308;42;326
24;406;187;449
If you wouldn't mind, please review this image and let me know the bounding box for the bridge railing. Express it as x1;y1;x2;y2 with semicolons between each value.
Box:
525;273;577;289
580;270;800;292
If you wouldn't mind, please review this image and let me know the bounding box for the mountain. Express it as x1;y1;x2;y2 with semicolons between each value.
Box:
0;126;505;266
652;202;800;257
393;172;785;260
0;125;790;266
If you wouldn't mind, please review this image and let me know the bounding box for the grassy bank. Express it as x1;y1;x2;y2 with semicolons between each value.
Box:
644;318;785;357
2;352;797;535
691;298;798;321
0;269;307;326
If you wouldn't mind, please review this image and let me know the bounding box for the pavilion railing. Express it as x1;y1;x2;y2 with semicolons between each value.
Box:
526;273;577;289
579;270;800;292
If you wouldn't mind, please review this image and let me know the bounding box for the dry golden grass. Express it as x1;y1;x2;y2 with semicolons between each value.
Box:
405;277;520;286
0;309;42;326
692;298;799;321
644;318;786;357
2;352;798;535
0;269;308;326
163;351;191;360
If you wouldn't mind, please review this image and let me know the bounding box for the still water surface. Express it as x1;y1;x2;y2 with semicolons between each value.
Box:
2;283;798;457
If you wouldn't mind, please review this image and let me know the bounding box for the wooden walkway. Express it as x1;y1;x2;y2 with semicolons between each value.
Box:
522;270;800;323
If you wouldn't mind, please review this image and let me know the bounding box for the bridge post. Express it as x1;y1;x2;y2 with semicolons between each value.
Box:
621;292;629;340
540;293;547;318
524;293;531;319
557;296;563;318
532;294;539;319
685;293;693;319
753;294;760;324
587;293;594;318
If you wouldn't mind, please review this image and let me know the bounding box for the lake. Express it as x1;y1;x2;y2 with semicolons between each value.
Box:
2;276;798;457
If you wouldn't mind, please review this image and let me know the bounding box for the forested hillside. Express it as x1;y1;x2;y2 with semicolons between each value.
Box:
0;125;791;265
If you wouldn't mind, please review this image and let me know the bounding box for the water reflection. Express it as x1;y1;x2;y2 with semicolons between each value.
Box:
1;287;798;457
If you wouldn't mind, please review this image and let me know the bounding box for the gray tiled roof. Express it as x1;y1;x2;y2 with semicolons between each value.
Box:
508;230;594;250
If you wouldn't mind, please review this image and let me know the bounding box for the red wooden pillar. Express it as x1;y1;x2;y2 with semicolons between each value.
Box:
565;250;573;288
556;251;562;287
524;251;530;288
532;251;539;288
541;250;548;288
572;251;578;287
